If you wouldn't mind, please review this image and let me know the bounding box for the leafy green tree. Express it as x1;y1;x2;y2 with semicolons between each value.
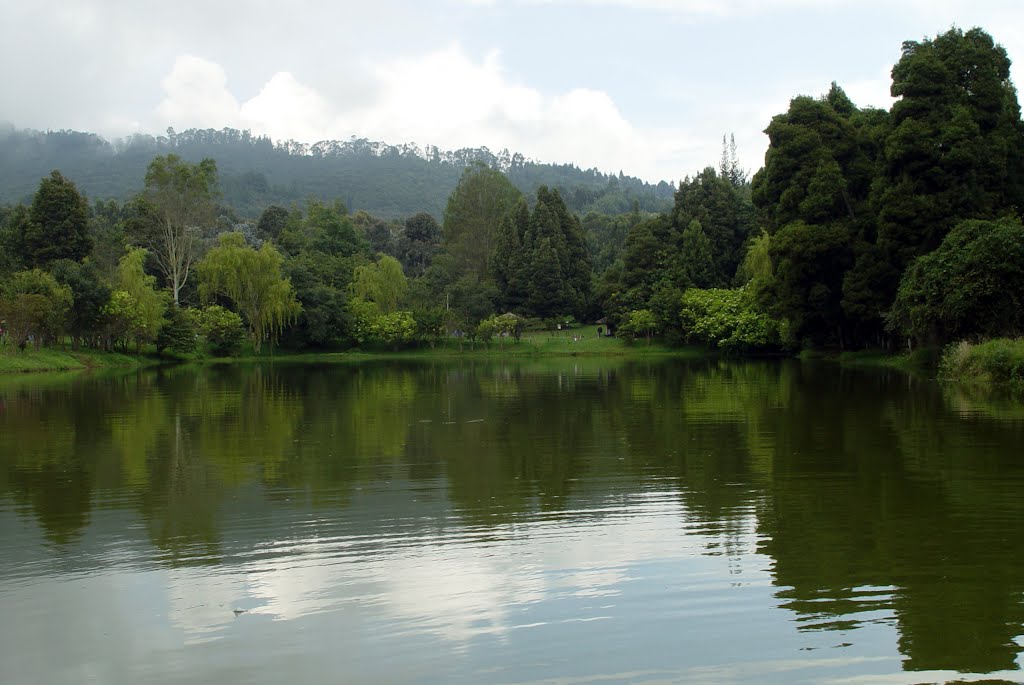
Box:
49;259;110;350
442;163;522;280
197;232;301;353
679;287;779;351
0;269;72;352
17;171;92;268
478;312;523;349
877;28;1024;271
491;199;530;312
619;308;657;344
350;255;408;313
155;303;196;357
141;155;219;305
671;167;754;286
346;297;381;346
371;311;417;350
101;290;144;352
114;247;167;352
761;221;853;348
649;281;685;345
675;219;715;288
887;217;1024;346
187;305;245;356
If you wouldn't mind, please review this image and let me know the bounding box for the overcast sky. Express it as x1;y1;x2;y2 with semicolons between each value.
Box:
2;0;1023;183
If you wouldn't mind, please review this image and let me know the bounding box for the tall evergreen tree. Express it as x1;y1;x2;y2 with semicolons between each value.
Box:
18;170;92;267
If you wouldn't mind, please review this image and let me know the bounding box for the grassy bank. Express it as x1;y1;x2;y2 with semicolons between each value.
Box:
939;338;1024;388
1;326;703;375
0;347;152;374
200;325;706;365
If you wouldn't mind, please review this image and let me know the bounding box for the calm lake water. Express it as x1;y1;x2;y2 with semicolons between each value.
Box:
1;358;1023;685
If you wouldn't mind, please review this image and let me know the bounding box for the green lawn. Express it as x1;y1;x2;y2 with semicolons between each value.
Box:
0;347;148;374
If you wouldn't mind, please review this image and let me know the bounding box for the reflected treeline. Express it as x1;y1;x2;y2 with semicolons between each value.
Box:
1;359;1023;672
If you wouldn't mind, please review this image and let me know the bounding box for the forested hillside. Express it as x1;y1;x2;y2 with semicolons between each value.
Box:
0;126;675;218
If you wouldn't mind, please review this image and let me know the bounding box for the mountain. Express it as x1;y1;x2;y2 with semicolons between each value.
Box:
0;126;676;219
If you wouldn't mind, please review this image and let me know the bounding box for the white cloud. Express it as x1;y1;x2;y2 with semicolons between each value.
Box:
156;55;241;131
151;46;693;181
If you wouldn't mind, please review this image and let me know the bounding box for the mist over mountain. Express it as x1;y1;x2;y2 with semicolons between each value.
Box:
0;125;676;218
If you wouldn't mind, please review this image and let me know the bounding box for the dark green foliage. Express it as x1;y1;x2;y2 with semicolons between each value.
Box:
761;221;853;347
18;171;92;267
888;217;1024;346
443;163;522;280
156;304;196;356
648;281;685;345
256;205;290;242
671;167;753;286
877;28;1024;270
674;219;715;289
490;187;591;320
0;206;26;278
49;259;110;349
492;199;530;312
397;212;441;277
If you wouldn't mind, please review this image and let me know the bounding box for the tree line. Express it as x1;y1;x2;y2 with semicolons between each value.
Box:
2;26;1023;357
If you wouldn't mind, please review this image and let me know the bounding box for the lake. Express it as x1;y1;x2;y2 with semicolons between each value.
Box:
1;358;1022;684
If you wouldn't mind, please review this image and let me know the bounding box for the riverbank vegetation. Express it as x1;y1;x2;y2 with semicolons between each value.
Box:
939;339;1024;388
2;27;1023;384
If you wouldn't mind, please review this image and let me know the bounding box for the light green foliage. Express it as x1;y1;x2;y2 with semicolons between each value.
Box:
619;308;658;343
346;297;381;346
198;232;301;352
102;290;145;352
0;269;73;352
345;297;418;350
115;247;166;350
888;217;1024;345
679;287;779;351
477;312;523;349
737;230;772;285
350;255;408;313
142;155;219;304
187;305;245;356
371;311;418;350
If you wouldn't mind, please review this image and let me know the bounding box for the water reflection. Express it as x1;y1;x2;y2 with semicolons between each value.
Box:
1;359;1023;683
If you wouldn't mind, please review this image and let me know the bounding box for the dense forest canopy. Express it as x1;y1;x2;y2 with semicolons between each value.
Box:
2;27;1023;358
0;125;675;219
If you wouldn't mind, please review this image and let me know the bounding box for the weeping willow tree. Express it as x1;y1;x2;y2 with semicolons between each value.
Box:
197;233;301;352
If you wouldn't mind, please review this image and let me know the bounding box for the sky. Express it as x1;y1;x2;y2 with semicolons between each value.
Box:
2;0;1024;184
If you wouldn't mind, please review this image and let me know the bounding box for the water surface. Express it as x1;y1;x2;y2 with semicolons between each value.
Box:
1;359;1022;684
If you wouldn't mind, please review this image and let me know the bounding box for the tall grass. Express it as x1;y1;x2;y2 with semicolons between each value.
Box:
939;338;1024;387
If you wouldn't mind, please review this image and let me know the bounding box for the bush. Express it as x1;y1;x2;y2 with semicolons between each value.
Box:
679;286;779;351
939;338;1024;387
188;305;245;357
